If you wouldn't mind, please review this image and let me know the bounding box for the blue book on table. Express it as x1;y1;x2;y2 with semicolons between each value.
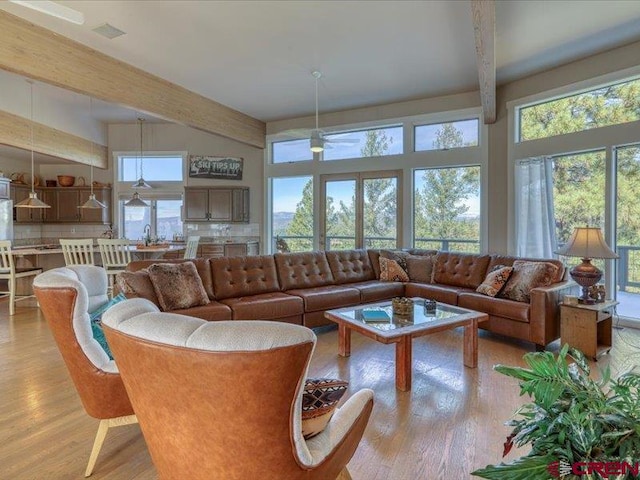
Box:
362;309;390;322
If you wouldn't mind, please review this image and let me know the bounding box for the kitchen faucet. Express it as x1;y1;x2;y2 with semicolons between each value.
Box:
143;224;152;245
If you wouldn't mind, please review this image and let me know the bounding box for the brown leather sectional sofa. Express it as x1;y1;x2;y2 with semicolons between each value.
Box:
123;249;576;349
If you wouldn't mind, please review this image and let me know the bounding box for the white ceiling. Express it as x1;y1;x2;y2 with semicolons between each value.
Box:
1;0;640;124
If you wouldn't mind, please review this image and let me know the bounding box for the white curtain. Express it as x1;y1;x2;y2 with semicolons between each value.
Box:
515;157;557;258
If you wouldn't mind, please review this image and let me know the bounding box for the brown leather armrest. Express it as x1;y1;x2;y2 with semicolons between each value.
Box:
529;280;580;346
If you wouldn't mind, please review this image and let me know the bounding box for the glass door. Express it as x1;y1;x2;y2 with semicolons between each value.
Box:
615;144;640;320
320;171;401;251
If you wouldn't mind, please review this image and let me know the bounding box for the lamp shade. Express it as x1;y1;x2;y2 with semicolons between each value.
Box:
124;192;148;207
555;227;618;259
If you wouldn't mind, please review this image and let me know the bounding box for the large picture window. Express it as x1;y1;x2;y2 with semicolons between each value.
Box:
322;126;403;161
413;166;480;253
271;176;313;252
119;155;183;182
414;119;479;151
518;77;640;142
121;199;183;242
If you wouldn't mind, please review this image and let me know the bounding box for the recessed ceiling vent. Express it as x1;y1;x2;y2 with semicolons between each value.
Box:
92;23;126;39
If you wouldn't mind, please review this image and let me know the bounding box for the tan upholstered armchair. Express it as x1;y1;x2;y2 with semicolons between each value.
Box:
33;266;137;477
102;300;374;480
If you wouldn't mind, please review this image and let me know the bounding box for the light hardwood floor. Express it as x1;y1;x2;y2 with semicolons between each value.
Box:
2;301;640;479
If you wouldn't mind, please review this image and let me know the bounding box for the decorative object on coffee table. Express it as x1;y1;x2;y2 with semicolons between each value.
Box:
392;297;414;316
423;299;437;313
555;226;618;304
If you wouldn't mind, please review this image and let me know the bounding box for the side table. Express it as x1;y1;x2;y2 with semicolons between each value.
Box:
560;300;618;360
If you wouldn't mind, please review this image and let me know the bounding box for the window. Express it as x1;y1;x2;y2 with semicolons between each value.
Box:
271;176;313;252
119;155;183;181
414;119;479;151
413;166;480;252
272;139;313;164
518;77;640;142
322;126;402;161
122;199;183;242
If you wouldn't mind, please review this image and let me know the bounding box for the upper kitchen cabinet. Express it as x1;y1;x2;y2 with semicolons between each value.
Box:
35;186;111;224
184;187;249;223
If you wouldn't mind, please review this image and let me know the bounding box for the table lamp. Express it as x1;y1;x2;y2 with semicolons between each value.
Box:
555;227;618;304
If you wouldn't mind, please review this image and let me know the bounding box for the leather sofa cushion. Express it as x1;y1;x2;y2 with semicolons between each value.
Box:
458;292;530;323
274;251;334;290
326;250;375;284
286;285;361;312
432;252;491;289
368;250;381;279
126;258;215;300
488;255;565;283
404;249;438;256
221;292;304;320
171;301;233;321
211;255;280;300
404;283;467;305
349;280;404;303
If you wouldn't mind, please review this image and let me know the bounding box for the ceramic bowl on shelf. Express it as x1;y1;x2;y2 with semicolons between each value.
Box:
57;175;75;187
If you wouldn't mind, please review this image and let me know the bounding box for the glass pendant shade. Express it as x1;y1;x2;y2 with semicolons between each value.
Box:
16;80;50;209
124;191;148;207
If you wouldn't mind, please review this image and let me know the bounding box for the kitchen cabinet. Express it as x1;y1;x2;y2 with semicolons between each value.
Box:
14;185;111;224
184;187;249;223
11;185;43;223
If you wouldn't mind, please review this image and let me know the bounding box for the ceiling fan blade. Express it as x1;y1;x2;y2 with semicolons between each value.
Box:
274;128;312;140
325;137;359;144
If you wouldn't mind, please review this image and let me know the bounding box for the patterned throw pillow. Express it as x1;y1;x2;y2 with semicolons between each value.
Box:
88;293;127;360
499;261;559;303
379;256;410;282
147;262;210;311
302;378;348;439
476;265;513;297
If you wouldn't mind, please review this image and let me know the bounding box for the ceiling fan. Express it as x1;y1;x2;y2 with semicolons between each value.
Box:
278;71;357;153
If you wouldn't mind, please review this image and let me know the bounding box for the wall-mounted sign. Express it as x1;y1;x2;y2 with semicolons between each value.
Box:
188;155;243;180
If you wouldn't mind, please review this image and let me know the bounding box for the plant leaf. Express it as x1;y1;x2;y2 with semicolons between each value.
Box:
471;454;556;480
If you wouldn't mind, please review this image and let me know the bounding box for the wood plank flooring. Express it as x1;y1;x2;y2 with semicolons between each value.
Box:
2;301;640;479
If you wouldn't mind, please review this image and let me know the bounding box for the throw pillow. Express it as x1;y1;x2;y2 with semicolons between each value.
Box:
116;270;161;307
476;265;513;297
147;262;210;311
379;256;410;282
88;293;127;360
499;261;559;303
302;378;348;439
405;254;434;283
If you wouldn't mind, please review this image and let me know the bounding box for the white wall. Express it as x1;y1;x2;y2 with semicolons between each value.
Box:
108;122;264;226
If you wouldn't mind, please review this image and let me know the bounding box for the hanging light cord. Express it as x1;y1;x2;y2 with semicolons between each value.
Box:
315;75;319;131
89;97;94;196
139;117;144;180
29;81;35;195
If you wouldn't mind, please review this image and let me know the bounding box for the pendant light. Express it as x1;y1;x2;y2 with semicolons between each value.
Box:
79;97;106;209
16;80;50;209
131;117;151;189
125;116;149;207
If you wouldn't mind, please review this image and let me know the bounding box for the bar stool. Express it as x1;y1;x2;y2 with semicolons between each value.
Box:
183;236;200;259
60;239;95;266
0;240;42;315
97;239;132;297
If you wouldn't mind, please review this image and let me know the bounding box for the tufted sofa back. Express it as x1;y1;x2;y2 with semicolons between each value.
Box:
432;252;491;289
325;250;376;284
274;251;334;290
210;255;281;300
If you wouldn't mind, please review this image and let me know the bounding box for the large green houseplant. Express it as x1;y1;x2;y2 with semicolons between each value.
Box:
472;345;640;479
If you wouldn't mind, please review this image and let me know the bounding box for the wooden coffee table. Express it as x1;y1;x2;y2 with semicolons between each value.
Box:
325;298;489;391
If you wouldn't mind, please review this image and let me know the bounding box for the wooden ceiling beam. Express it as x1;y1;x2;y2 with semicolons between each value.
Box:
0;11;266;149
0;109;107;168
471;0;496;124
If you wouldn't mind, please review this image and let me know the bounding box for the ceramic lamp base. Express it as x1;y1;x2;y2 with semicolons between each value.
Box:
570;258;602;304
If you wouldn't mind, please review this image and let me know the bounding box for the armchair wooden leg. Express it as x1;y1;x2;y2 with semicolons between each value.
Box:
85;414;137;477
336;467;353;480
